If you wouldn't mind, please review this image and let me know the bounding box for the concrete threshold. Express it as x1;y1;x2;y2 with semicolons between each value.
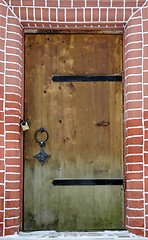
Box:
0;231;147;240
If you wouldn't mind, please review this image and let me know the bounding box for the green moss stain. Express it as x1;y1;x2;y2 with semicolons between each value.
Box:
24;186;123;231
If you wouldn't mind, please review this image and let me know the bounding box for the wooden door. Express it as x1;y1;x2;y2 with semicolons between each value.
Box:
24;34;123;231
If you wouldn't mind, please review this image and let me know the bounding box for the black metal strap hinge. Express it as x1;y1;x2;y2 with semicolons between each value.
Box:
52;179;123;186
52;75;122;82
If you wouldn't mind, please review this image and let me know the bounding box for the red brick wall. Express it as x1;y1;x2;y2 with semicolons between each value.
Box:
0;0;23;236
124;7;144;237
124;2;148;236
4;0;146;29
142;3;148;237
0;2;7;235
0;0;148;237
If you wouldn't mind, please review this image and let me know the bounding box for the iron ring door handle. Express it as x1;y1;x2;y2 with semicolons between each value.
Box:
33;127;51;166
96;121;110;127
34;127;49;147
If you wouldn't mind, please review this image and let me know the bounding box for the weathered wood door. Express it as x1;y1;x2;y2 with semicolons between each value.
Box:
24;34;123;231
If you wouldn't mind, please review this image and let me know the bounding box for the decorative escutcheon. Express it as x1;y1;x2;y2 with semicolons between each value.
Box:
33;127;51;166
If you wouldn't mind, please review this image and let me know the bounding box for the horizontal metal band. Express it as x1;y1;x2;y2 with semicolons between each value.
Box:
52;75;122;82
52;179;123;186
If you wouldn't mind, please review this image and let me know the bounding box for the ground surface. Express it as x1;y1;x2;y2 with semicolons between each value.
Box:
0;231;147;240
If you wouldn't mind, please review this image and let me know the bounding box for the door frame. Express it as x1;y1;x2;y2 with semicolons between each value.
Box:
22;30;125;230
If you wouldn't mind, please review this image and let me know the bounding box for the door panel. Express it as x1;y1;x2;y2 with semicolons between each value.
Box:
24;34;123;231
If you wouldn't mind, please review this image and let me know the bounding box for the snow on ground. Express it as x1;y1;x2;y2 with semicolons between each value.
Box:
0;231;147;240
